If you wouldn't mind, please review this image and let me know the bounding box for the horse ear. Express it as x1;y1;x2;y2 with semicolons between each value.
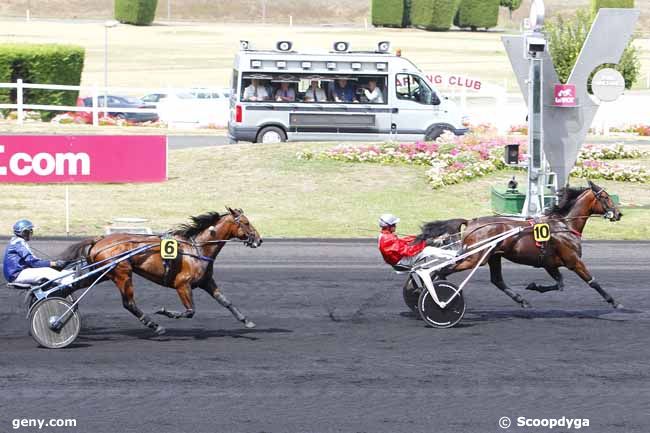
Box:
225;206;235;215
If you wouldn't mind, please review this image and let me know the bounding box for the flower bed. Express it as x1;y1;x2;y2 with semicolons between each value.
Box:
578;143;645;160
298;132;649;189
572;160;650;183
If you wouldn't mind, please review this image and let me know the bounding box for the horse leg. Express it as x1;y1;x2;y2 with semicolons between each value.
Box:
156;283;195;319
488;255;532;308
569;258;622;309
113;266;166;335
201;278;256;328
526;267;565;293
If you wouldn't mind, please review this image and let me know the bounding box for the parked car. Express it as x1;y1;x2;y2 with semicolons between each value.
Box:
81;95;158;123
156;90;229;127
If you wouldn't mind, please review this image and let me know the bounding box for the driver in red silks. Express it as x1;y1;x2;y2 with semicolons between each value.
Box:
378;213;455;267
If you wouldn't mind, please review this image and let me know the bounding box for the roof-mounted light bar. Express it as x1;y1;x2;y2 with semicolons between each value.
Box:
276;41;293;52
333;41;349;52
377;41;390;53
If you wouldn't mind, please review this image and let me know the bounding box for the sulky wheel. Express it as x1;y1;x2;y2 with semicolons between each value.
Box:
418;280;465;328
402;276;421;313
29;297;81;349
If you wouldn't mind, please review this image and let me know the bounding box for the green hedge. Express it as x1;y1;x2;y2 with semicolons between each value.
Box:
455;0;500;30
410;0;461;31
372;0;407;27
114;0;158;26
0;44;85;120
591;0;635;15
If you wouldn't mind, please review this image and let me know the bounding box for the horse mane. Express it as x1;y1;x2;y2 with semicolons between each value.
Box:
413;218;468;244
544;186;588;216
172;212;223;239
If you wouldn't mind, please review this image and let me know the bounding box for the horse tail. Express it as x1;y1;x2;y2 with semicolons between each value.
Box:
59;237;103;262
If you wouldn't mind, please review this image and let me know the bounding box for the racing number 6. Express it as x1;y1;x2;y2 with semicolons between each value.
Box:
160;239;178;259
533;223;551;242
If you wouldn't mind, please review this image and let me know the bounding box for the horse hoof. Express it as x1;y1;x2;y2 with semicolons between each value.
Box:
244;320;256;329
154;326;166;336
521;300;532;309
612;302;623;309
155;307;166;316
525;283;537;292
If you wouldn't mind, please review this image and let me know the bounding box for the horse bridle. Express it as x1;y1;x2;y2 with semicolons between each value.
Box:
233;213;257;247
591;187;618;220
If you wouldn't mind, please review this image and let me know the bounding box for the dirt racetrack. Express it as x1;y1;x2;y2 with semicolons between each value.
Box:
1;239;649;433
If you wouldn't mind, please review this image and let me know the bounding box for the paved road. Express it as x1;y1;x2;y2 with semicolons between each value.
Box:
1;240;649;433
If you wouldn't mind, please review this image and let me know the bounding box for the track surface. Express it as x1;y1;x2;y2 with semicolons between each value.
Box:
1;240;649;433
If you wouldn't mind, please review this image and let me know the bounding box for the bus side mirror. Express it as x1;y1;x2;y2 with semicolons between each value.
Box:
431;94;441;105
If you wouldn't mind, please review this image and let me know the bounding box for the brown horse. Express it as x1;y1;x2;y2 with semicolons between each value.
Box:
432;181;623;309
62;208;262;335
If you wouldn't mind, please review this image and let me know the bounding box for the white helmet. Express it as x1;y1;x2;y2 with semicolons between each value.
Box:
379;213;400;228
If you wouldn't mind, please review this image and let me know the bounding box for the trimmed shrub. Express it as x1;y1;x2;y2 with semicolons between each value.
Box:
591;0;635;16
372;0;407;27
114;0;158;26
0;44;85;120
410;0;461;31
455;0;500;30
546;9;640;90
500;0;523;17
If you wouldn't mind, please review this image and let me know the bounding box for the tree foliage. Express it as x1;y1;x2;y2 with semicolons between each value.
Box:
545;9;640;89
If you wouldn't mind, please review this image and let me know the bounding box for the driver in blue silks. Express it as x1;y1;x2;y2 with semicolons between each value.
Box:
3;219;71;286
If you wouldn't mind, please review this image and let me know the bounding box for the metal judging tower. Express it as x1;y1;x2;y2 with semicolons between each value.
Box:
501;0;639;217
523;0;547;216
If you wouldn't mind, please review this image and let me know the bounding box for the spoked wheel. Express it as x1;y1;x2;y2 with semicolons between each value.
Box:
418;280;465;328
402;277;421;313
29;297;81;349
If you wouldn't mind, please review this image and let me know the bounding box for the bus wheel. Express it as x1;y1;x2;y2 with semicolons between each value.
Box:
257;126;287;144
425;126;450;141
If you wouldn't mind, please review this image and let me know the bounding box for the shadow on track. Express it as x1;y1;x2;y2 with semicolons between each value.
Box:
399;307;643;324
465;308;643;322
77;327;292;344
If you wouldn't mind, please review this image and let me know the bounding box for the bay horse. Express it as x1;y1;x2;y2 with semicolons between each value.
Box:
422;181;623;309
62;208;262;335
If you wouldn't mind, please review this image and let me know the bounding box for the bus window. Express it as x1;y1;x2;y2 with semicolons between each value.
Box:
396;74;437;105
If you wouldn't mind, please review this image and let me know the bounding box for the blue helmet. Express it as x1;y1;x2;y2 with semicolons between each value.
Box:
13;219;34;237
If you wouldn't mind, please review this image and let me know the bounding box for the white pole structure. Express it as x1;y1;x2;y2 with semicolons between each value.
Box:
167;0;171;20
92;85;99;126
65;185;70;236
289;15;293;27
17;79;24;125
103;20;119;117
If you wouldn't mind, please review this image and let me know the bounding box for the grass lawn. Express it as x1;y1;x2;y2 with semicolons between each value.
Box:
0;20;648;93
1;142;648;239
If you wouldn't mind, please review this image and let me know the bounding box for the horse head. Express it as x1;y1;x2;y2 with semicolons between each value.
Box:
224;207;263;248
587;180;622;221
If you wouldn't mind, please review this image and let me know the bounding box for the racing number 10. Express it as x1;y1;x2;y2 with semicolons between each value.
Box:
533;223;551;242
160;239;178;259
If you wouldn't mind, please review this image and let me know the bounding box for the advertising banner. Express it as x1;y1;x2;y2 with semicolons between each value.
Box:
0;135;167;183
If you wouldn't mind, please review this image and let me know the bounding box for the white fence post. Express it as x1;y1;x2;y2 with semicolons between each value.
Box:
92;85;99;126
17;79;24;125
289;15;293;27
